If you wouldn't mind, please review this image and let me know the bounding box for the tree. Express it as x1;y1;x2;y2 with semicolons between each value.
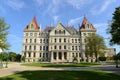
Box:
0;52;7;61
16;54;21;62
21;56;25;62
9;52;17;62
85;33;106;62
0;18;10;50
107;7;120;68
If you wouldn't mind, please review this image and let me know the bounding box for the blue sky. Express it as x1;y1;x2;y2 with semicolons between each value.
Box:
0;0;120;54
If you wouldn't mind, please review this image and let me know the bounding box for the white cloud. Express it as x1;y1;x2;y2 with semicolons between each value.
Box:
91;0;116;15
66;0;93;9
69;16;83;25
5;0;25;11
99;0;116;13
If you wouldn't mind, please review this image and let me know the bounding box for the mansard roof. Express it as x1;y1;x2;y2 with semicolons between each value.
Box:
44;25;78;34
80;16;95;30
44;26;54;32
65;26;78;34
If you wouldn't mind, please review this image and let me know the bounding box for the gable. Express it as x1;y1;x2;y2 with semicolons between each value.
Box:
49;23;71;36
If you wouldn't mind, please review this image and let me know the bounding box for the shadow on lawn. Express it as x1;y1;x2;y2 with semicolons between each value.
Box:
0;70;120;80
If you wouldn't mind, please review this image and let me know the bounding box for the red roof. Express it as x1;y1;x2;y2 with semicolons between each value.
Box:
32;16;39;30
80;16;95;29
24;16;39;30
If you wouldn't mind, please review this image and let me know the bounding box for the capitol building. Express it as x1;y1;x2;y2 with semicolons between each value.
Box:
22;16;115;63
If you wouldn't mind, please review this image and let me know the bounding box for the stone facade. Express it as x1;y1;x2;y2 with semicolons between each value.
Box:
22;16;115;63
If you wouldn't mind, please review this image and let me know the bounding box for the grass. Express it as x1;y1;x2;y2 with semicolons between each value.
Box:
0;70;120;80
22;62;100;67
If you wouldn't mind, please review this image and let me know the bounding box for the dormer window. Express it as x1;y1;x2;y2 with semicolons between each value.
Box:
31;24;34;29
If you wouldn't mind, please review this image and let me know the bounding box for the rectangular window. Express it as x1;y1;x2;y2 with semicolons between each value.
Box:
40;46;42;50
26;39;27;43
59;46;61;49
46;39;48;43
54;45;56;49
59;38;61;43
43;46;45;50
34;46;36;50
72;46;74;50
25;46;27;50
30;39;32;43
64;38;66;42
46;46;48;51
43;39;45;43
28;52;31;57
40;39;42;43
34;39;36;43
72;39;74;43
64;45;66;49
33;53;35;57
76;46;77;50
75;39;77;43
39;53;41;57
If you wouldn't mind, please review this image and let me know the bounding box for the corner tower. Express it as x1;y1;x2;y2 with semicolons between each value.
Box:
22;17;40;62
80;16;96;62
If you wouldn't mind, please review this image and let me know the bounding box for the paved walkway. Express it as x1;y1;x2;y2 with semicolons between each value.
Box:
0;63;120;77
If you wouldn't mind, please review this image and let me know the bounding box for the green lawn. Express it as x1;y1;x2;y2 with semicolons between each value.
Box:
22;62;100;67
0;70;120;80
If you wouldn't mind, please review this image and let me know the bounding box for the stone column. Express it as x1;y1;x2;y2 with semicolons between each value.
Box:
51;52;53;62
56;52;59;61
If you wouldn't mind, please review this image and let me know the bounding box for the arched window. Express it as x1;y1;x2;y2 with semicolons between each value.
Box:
31;24;34;29
59;30;61;34
25;46;27;50
55;30;57;34
63;30;65;34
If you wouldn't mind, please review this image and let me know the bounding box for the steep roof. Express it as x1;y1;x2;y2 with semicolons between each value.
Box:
32;16;39;30
80;16;95;30
24;16;39;30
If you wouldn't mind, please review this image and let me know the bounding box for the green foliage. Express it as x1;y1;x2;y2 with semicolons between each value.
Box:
0;52;7;61
108;7;120;45
85;33;106;62
16;54;21;62
99;57;107;61
0;70;120;80
0;18;10;50
21;56;25;62
9;52;17;61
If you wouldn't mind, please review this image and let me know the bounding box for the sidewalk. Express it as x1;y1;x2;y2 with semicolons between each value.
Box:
0;62;120;77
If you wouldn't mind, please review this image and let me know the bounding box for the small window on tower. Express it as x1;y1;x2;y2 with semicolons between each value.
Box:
31;24;34;29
